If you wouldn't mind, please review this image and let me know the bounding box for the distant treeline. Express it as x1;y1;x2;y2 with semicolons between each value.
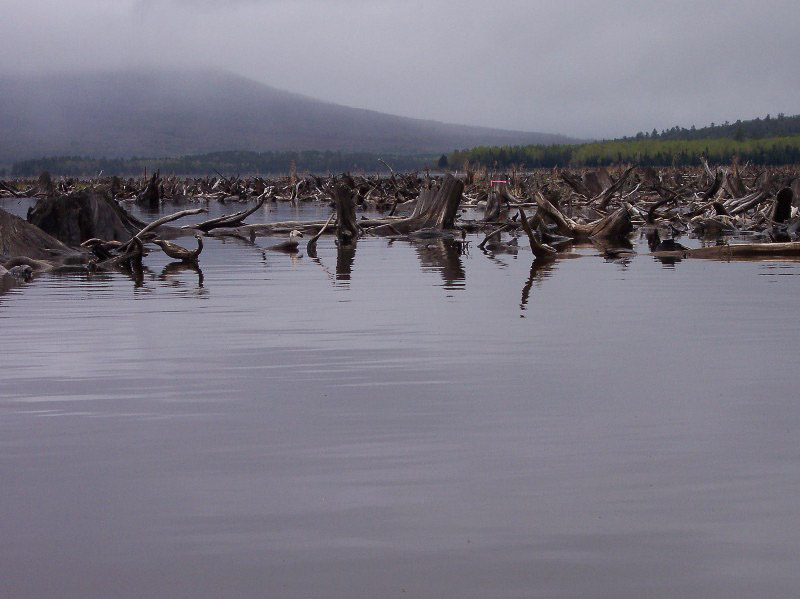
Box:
450;135;800;169
450;113;800;169
643;113;800;142
11;150;437;177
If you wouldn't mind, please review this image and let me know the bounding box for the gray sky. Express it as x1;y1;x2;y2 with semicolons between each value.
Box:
2;0;798;138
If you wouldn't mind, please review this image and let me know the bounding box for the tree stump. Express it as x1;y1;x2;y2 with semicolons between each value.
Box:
333;184;359;244
27;188;148;245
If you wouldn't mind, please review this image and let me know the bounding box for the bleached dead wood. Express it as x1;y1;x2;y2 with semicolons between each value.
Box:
517;207;557;259
534;192;632;239
190;195;268;232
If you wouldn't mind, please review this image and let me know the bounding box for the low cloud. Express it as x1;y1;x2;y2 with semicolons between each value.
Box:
2;0;798;138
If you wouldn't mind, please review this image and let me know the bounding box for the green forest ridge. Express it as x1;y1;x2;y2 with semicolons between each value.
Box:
450;113;800;168
8;113;800;177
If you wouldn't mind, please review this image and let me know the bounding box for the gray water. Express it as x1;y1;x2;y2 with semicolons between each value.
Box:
2;203;800;597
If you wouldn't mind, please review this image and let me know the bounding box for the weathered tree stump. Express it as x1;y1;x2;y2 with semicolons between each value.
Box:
1;207;80;263
367;174;463;235
332;184;359;244
136;171;161;208
484;182;507;221
534;192;632;240
772;188;793;223
27;189;148;245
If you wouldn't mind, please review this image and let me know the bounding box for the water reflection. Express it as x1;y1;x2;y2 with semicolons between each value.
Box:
413;238;465;290
479;231;519;256
116;259;146;288
520;258;556;314
4;203;800;599
335;241;357;285
160;261;205;290
0;272;23;296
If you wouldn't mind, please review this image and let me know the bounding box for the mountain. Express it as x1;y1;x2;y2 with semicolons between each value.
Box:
0;69;575;164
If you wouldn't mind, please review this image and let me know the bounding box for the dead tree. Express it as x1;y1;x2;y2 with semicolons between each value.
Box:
771;188;794;223
560;171;593;198
27;188;149;245
517;207;557;259
367;174;464;236
534;192;632;240
593;166;635;210
332;185;359;244
136;171;161;208
1;207;79;263
192;194;268;233
484;182;507;221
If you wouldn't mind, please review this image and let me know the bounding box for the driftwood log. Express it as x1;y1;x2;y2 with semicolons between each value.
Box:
191;194;267;233
653;241;800;261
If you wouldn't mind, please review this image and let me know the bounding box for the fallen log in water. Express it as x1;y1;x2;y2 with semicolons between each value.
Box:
190;194;267;232
652;241;800;261
121;207;208;252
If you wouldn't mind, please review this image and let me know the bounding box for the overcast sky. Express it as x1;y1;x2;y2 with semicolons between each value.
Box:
2;0;798;139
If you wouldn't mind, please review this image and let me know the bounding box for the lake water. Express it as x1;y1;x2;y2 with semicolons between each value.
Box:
2;200;800;597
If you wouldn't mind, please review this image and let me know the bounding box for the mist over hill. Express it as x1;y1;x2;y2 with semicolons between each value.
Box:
0;69;575;164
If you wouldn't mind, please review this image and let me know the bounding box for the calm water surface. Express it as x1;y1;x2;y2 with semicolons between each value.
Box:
2;202;800;597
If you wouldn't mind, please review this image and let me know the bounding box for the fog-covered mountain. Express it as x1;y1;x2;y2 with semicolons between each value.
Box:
0;69;575;163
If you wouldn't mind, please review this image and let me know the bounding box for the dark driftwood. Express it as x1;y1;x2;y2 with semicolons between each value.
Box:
27;189;148;245
517;207;557;259
306;212;336;254
332;185;359;244
1;208;79;263
772;188;793;223
136;171;161;208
